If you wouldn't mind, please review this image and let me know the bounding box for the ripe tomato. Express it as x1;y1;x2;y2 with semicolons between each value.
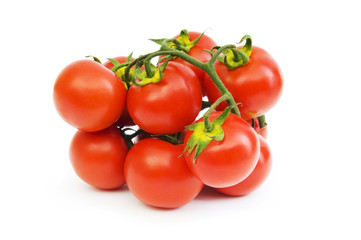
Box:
127;62;202;135
69;126;128;190
124;138;203;208
214;135;272;196
184;112;260;188
246;117;268;139
204;46;283;120
54;59;126;132
103;56;135;127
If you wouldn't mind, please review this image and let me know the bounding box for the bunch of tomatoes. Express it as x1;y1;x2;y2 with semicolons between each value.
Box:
53;30;283;209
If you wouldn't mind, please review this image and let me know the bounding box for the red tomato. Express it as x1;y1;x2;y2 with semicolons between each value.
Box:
69;126;128;190
127;62;202;135
184;112;260;188
54;59;126;132
124;138;203;208
215;135;272;196
204;46;283;120
103;56;135;127
246;118;268;139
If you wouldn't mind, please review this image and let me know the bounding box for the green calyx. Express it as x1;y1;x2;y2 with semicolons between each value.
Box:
132;63;163;87
257;114;267;129
86;55;102;64
223;48;250;69
131;55;171;87
204;35;253;70
107;53;134;90
223;34;253;69
182;107;231;163
150;29;205;53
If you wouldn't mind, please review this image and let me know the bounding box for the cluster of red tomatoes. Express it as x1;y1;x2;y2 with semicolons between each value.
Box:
53;30;283;209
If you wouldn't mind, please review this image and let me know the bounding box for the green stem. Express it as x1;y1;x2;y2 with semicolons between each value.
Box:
203;61;241;116
208;44;236;66
203;93;232;132
257;115;267;129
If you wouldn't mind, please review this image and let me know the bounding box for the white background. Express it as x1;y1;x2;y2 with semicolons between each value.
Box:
1;0;360;239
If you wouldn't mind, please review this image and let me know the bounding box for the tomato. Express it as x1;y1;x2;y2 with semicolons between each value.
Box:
54;59;126;132
103;56;135;127
184;112;260;188
69;126;128;190
204;46;283;120
214;135;272;196
127;62;202;135
124;138;203;208
246;117;268;139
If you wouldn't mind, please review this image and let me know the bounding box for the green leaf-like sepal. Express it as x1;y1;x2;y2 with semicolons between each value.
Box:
224;48;250;70
182;107;231;163
85;55;102;64
133;64;163;87
150;38;167;45
238;34;252;57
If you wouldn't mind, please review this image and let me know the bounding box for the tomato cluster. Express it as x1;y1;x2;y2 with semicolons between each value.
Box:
53;30;282;209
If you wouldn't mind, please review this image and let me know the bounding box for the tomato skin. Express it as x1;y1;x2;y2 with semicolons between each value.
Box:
54;59;126;132
69;126;128;190
184;112;260;188
204;46;283;120
124;138;203;208
127;62;202;135
103;56;135;127
214;135;272;196
171;32;216;92
246;118;268;139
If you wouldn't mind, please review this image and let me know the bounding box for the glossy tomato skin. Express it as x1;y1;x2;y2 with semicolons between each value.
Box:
127;62;202;135
246;118;268;139
184;112;260;188
215;135;272;196
69;126;128;190
204;46;283;120
54;60;126;132
103;56;135;127
124;138;203;209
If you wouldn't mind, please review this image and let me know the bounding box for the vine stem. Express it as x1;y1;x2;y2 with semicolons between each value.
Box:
203;93;232;131
125;45;241;117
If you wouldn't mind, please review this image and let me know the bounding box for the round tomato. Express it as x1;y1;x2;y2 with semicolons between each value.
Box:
124;138;203;208
69;126;128;190
184;112;260;188
215;135;272;196
204;46;283;120
103;56;135;127
54;59;126;132
127;62;202;135
246;117;268;139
